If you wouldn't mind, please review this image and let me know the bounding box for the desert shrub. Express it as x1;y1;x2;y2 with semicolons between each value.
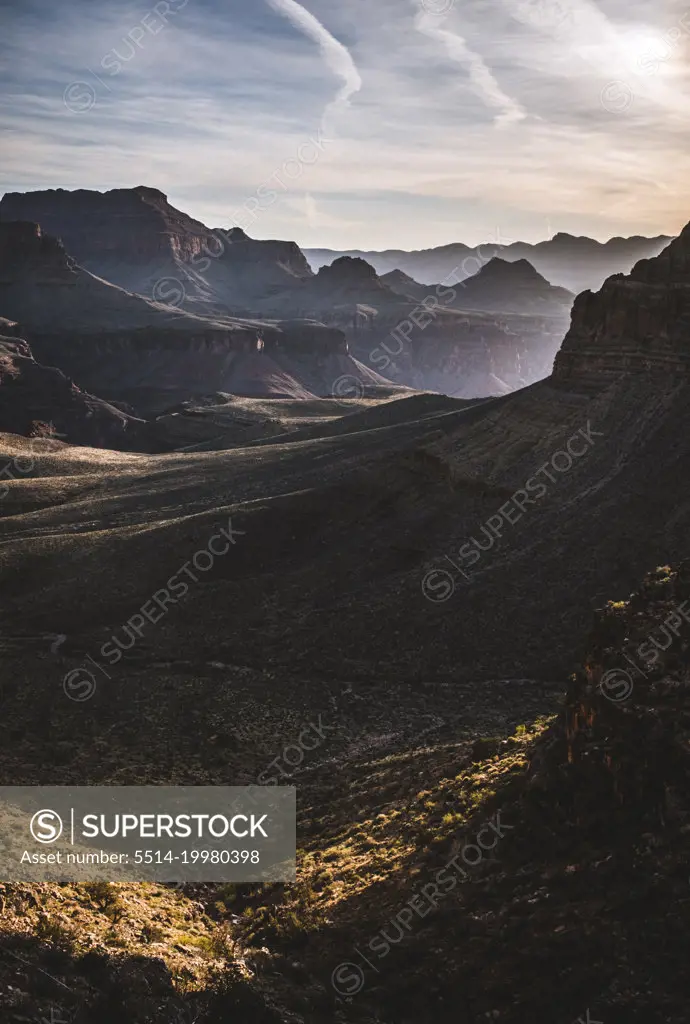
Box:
81;882;124;921
140;922;166;944
34;914;77;948
28;419;58;438
205;964;285;1021
188;923;238;959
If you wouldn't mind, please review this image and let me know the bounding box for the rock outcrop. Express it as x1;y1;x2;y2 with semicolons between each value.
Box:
308;256;403;303
380;269;431;302
553;223;690;383
383;260;574;316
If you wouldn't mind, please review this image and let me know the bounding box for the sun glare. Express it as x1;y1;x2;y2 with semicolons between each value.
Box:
620;28;677;76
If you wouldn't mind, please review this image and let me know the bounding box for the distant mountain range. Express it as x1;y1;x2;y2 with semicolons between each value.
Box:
305;232;673;295
1;187;670;309
0;185;678;431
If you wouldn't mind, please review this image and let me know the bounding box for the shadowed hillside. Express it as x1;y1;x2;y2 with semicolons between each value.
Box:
1;216;690;1022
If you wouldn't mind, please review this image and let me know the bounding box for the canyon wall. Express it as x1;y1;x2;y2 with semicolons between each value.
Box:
553;227;690;384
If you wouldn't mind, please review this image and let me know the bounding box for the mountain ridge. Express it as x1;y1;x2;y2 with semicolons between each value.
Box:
305;232;673;294
0;187;314;314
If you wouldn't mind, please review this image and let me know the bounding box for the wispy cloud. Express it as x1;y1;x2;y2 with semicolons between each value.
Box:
265;0;362;131
414;10;526;127
1;0;689;248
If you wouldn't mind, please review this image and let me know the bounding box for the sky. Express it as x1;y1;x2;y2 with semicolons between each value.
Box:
2;0;690;249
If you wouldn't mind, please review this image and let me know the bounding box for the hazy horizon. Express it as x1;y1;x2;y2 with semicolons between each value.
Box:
0;182;678;254
3;0;690;249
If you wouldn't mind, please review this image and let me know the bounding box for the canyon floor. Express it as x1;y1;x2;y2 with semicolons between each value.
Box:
1;375;689;1022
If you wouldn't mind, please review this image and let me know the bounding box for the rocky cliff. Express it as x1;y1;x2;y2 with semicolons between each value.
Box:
553;222;690;383
347;307;567;397
0;222;389;415
0;323;144;449
259;256;570;397
0;187;313;312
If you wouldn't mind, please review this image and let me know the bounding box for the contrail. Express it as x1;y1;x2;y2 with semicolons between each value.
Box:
265;0;362;131
415;11;526;128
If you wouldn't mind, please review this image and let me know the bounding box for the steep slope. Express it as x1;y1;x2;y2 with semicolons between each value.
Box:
3;217;690;673
0;187;313;312
0;324;144;449
306;232;672;293
306;561;690;1024
0;219;229;332
236;564;690;1024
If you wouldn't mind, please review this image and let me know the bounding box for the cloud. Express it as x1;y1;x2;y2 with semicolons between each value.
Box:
264;0;362;131
414;10;526;127
1;0;689;248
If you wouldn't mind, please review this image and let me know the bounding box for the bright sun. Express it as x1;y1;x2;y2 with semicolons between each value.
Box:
620;28;675;75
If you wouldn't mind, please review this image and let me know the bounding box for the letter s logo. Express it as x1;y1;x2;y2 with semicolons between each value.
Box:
30;809;63;844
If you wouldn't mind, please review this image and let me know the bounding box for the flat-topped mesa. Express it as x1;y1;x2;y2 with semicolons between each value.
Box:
0;184;214;266
553;220;690;383
0;187;205;268
0;188;313;307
